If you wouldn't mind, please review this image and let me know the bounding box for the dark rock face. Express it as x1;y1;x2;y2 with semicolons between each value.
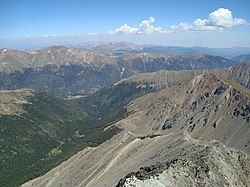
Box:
233;98;250;122
162;123;172;130
214;86;226;95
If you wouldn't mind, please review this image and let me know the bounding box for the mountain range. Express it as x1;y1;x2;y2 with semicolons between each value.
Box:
87;42;250;58
0;43;250;187
0;45;245;97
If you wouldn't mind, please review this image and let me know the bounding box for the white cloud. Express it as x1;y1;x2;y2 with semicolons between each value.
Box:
208;8;246;28
110;17;167;34
170;8;247;33
87;32;98;36
110;8;247;35
169;22;193;32
138;16;166;34
41;34;56;38
111;24;139;34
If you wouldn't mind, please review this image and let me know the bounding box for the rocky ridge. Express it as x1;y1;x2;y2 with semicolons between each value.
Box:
117;135;250;187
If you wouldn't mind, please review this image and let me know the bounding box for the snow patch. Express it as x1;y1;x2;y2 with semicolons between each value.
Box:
77;70;84;76
1;62;9;67
1;48;7;54
31;56;36;66
120;67;126;79
65;95;84;100
192;74;204;86
228;66;234;74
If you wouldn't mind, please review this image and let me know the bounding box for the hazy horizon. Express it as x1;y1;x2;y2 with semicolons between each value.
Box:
2;40;250;51
1;0;250;49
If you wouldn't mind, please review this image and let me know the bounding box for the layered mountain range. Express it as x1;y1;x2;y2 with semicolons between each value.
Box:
0;44;250;187
88;42;250;58
0;45;241;97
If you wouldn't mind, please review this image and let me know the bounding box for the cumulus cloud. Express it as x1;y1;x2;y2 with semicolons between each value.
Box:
112;24;139;34
138;16;166;34
110;8;247;34
110;16;167;34
170;8;246;32
208;8;246;27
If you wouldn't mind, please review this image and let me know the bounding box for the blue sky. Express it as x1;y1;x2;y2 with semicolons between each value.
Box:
0;0;250;49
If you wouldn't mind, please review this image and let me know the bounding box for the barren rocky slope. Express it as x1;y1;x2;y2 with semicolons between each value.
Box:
124;73;250;153
22;72;250;187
